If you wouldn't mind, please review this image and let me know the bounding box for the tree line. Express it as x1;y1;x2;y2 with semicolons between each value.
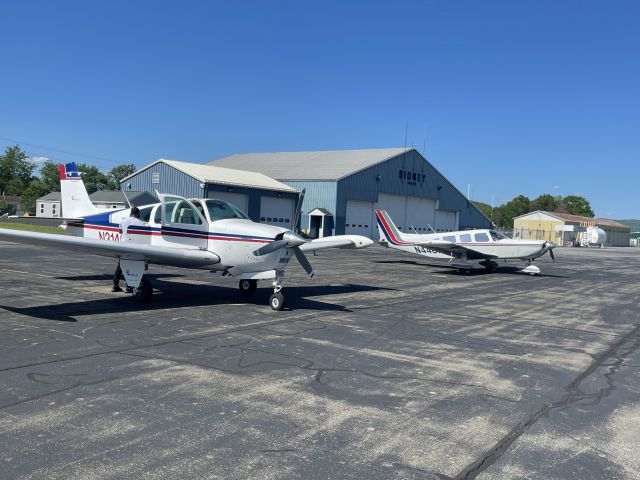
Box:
0;145;136;214
473;193;595;229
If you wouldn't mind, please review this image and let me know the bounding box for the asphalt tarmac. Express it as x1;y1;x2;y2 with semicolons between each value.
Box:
0;242;639;479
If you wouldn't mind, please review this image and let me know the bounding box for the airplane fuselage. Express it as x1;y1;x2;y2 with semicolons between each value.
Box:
65;200;290;276
386;229;549;261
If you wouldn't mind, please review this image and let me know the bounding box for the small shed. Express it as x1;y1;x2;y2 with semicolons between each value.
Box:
36;192;62;218
513;211;631;247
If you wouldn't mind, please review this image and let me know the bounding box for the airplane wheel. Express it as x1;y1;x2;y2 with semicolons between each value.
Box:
269;292;285;311
132;279;153;303
239;279;257;295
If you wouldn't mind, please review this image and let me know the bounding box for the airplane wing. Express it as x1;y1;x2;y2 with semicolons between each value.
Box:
0;228;220;268
299;235;373;252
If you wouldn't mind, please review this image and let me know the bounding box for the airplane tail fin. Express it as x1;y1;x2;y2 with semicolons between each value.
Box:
58;162;100;218
375;209;409;246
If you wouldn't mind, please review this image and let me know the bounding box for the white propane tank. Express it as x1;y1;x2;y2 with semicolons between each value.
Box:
586;226;607;247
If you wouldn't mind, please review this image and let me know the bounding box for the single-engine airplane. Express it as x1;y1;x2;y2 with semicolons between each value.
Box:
0;163;373;310
376;209;556;275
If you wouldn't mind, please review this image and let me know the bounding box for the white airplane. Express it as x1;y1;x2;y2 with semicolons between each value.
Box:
0;163;373;310
376;209;557;274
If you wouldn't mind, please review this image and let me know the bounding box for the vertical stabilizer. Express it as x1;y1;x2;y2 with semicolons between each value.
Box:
375;210;410;245
58;163;100;218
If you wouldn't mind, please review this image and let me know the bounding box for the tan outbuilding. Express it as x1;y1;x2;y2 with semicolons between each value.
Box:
513;211;631;247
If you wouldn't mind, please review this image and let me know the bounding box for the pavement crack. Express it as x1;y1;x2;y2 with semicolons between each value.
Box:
453;322;640;480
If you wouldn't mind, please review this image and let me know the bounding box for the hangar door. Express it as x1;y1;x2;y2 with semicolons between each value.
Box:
405;197;436;233
260;196;294;229
376;193;407;232
435;210;458;232
345;200;374;238
208;191;248;215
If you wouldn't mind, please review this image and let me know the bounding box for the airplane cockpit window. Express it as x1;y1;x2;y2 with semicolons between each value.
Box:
205;200;249;221
138;206;153;222
474;232;490;242
489;230;506;241
443;235;456;243
163;199;203;225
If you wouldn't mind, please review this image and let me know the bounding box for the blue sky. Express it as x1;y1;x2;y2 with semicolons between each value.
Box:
1;1;638;218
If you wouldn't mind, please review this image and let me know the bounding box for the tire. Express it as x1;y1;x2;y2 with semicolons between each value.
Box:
132;278;153;303
239;279;257;295
269;292;285;311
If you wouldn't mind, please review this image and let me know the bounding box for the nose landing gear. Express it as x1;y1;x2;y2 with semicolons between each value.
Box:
269;272;286;311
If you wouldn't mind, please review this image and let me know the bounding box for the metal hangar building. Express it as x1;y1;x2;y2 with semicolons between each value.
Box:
209;148;491;238
120;159;300;229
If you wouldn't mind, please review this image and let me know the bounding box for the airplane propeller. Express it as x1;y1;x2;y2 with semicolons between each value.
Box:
253;189;316;278
542;242;557;261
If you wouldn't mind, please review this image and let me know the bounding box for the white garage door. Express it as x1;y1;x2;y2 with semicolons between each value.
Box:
376;193;407;232
405;196;436;233
260;196;294;229
435;210;458;232
208;191;248;215
345;200;374;238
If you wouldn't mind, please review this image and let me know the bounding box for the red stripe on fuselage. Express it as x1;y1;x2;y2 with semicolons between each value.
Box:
73;224;271;243
376;211;414;246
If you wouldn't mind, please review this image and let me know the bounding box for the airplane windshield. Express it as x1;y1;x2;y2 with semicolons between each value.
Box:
489;230;506;241
205;199;249;221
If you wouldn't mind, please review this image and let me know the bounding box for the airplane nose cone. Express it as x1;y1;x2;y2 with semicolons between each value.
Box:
282;231;306;248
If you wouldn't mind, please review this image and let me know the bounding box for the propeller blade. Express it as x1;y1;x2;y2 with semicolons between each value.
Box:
549;248;555;261
293;189;306;232
253;239;288;256
293;246;315;278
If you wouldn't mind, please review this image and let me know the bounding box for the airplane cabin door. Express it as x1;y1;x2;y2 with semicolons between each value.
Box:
159;195;210;249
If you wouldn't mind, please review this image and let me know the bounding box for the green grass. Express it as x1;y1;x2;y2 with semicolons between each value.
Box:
0;222;69;235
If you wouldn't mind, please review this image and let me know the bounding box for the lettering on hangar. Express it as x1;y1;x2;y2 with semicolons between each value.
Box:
398;169;426;185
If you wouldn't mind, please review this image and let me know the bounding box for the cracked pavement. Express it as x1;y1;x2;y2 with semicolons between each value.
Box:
0;242;639;479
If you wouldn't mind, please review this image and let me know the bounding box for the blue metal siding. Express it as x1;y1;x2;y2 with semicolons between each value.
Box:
121;163;204;199
336;150;491;234
278;181;337;231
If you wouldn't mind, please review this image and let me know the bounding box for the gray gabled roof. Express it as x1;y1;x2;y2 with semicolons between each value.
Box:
308;208;333;216
121;159;297;192
89;190;154;204
208;147;411;180
36;192;61;202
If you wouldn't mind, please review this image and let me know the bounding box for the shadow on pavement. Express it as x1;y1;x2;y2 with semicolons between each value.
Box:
0;282;392;322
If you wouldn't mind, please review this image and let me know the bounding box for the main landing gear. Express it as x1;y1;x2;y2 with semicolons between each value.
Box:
131;278;153;303
480;259;499;272
239;279;258;295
